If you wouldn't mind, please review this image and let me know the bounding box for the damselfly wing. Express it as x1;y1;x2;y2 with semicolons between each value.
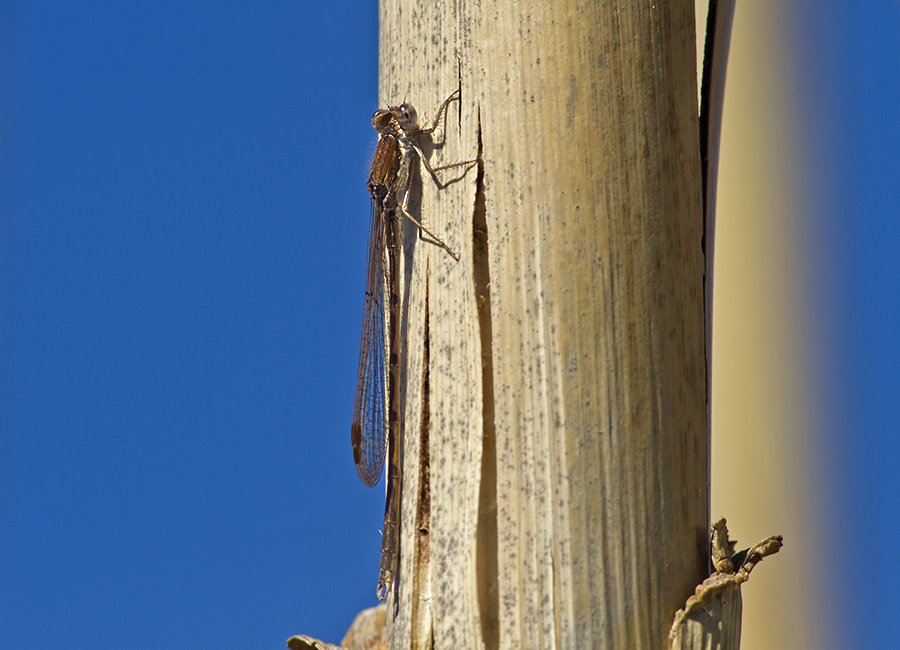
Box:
350;180;389;488
350;108;405;489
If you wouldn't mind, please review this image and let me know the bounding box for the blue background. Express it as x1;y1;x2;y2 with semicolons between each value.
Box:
1;2;382;646
799;2;900;648
1;2;897;648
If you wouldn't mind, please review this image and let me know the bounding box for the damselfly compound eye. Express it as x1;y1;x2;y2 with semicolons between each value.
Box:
396;103;419;132
371;109;394;133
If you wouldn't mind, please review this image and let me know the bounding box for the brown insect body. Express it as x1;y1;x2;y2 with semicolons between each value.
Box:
352;92;473;601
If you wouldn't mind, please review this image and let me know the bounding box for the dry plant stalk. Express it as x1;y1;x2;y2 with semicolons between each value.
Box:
371;1;707;648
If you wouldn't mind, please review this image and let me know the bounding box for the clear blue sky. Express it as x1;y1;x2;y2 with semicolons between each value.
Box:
800;3;900;648
1;2;897;648
1;2;383;646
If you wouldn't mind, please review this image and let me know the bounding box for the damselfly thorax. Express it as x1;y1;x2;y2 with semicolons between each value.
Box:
367;95;470;260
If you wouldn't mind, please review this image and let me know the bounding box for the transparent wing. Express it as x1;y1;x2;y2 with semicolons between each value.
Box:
351;201;388;487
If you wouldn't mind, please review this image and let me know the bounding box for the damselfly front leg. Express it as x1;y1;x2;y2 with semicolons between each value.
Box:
399;89;478;190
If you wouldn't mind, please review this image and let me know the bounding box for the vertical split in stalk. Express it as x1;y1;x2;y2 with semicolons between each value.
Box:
410;280;432;633
471;116;499;646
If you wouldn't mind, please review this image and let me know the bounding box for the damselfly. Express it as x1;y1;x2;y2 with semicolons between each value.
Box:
351;88;475;601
